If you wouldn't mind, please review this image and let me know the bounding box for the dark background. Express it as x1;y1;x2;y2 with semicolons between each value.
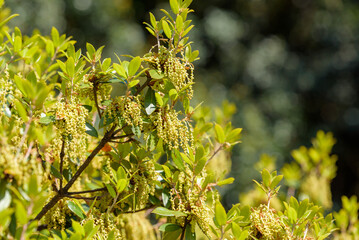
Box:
6;0;359;209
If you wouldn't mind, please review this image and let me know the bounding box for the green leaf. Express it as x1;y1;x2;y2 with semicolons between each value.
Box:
149;12;157;29
185;224;196;240
128;79;140;88
155;92;164;106
169;0;179;14
162;20;172;39
152;207;187;217
176;15;183;33
214;124;225;144
226;128;242;143
14;200;27;225
51;27;60;46
86;43;96;60
169;89;178;101
297;199;309;218
287;206;297;224
131;125;141;138
28;175;38;197
270;175;283;189
102;58;111;71
128;56;141;76
194;157;206;175
149;69;164;79
261;169;271;188
217;177;235;186
0;188;11;212
116;179;127;193
85;122;98;138
239;230;249;240
113;63;127;78
215;201;227;226
67;200;86;219
50;165;62;179
66;57;75;78
14;99;28;122
105;184;117;198
172;150;185;171
146;133;157;151
231;222;241;239
14;36;22;52
145;88;156;115
159;223;181;232
72;220;85;236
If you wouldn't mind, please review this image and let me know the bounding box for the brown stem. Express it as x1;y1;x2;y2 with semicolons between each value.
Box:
93;83;102;118
33;124;117;221
133;71;151;96
205;144;224;167
112;133;134;140
180;219;189;240
65;195;101;200
59;137;65;191
67;187;106;195
62;125;116;193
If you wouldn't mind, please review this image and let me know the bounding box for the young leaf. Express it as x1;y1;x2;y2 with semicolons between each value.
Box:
217;177;235;186
14;99;28;122
145;87;156;115
215;201;227;226
128;56;141;76
261;169;271;188
105;184;117;198
67;200;86;219
169;0;179;14
113;63;127;78
214;124;225;144
85;122;98;138
128;79;140;88
162;20;172;39
152;207;187;217
159;223;181;232
270;175;283;189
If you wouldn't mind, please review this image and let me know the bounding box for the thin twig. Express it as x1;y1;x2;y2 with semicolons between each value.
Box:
65;195;101;200
205;144;224;166
93;83;102;118
67;187;106;195
59;137;65;191
133;71;151;96
34;124;117;221
112;133;134;140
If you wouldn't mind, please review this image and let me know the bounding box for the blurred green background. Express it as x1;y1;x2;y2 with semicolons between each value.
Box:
6;0;359;210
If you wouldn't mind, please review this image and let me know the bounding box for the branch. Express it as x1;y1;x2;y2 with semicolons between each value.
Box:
205;144;224;166
93;83;102;118
37;145;58;193
59;137;65;191
133;71;151;96
67;187;106;195
33;124;117;221
65;195;101;200
112;133;134;140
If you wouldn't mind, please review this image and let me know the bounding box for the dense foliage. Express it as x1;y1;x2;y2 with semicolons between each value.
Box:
0;0;358;239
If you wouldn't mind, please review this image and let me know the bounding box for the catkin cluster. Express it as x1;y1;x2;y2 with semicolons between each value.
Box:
79;73;112;103
250;204;292;240
169;166;211;237
105;96;143;129
164;54;194;99
47;101;88;168
151;107;193;150
83;211;122;239
44;199;72;230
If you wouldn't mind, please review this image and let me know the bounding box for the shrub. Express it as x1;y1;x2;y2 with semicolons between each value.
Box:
0;0;357;239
